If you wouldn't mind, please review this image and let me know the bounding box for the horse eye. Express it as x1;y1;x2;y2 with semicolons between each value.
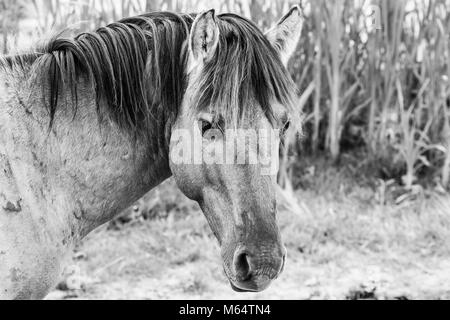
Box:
282;121;291;135
200;120;213;136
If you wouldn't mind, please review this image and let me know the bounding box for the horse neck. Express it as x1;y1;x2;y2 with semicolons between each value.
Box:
0;77;172;237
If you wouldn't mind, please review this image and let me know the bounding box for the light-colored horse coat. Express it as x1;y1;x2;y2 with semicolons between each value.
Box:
0;8;302;299
0;80;171;298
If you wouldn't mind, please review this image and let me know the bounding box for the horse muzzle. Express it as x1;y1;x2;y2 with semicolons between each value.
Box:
226;246;287;293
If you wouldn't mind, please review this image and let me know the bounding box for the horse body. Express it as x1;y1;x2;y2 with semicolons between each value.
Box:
0;8;303;299
0;79;170;299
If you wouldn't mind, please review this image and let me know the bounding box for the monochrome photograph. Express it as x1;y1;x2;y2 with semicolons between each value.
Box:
0;0;449;301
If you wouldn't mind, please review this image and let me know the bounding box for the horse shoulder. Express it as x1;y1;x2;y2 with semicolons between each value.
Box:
0;114;70;299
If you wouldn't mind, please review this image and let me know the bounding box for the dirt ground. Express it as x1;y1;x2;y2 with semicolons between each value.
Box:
46;166;450;300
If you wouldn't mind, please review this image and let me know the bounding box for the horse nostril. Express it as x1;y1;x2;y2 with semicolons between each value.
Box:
234;251;253;282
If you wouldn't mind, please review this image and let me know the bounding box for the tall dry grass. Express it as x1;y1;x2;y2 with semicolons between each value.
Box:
296;0;450;191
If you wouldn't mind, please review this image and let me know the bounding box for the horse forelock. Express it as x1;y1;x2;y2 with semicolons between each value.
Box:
189;13;299;129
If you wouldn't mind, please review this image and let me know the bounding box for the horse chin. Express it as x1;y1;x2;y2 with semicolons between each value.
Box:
228;276;273;293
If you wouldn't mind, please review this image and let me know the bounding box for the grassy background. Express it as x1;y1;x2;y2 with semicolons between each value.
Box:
47;157;450;300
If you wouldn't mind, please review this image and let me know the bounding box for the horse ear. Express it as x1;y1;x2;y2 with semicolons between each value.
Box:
189;9;220;63
265;6;303;66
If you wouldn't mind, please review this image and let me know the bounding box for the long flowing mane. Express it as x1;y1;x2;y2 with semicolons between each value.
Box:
1;12;193;143
0;11;298;146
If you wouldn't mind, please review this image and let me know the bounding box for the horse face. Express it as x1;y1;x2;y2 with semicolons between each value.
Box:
170;8;302;292
170;108;286;292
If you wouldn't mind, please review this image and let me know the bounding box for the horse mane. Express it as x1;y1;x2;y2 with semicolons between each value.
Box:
0;11;298;146
191;13;298;127
0;12;194;150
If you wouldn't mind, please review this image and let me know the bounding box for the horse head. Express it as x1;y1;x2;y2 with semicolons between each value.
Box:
170;7;303;292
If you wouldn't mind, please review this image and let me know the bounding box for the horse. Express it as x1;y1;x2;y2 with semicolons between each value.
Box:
0;7;303;299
